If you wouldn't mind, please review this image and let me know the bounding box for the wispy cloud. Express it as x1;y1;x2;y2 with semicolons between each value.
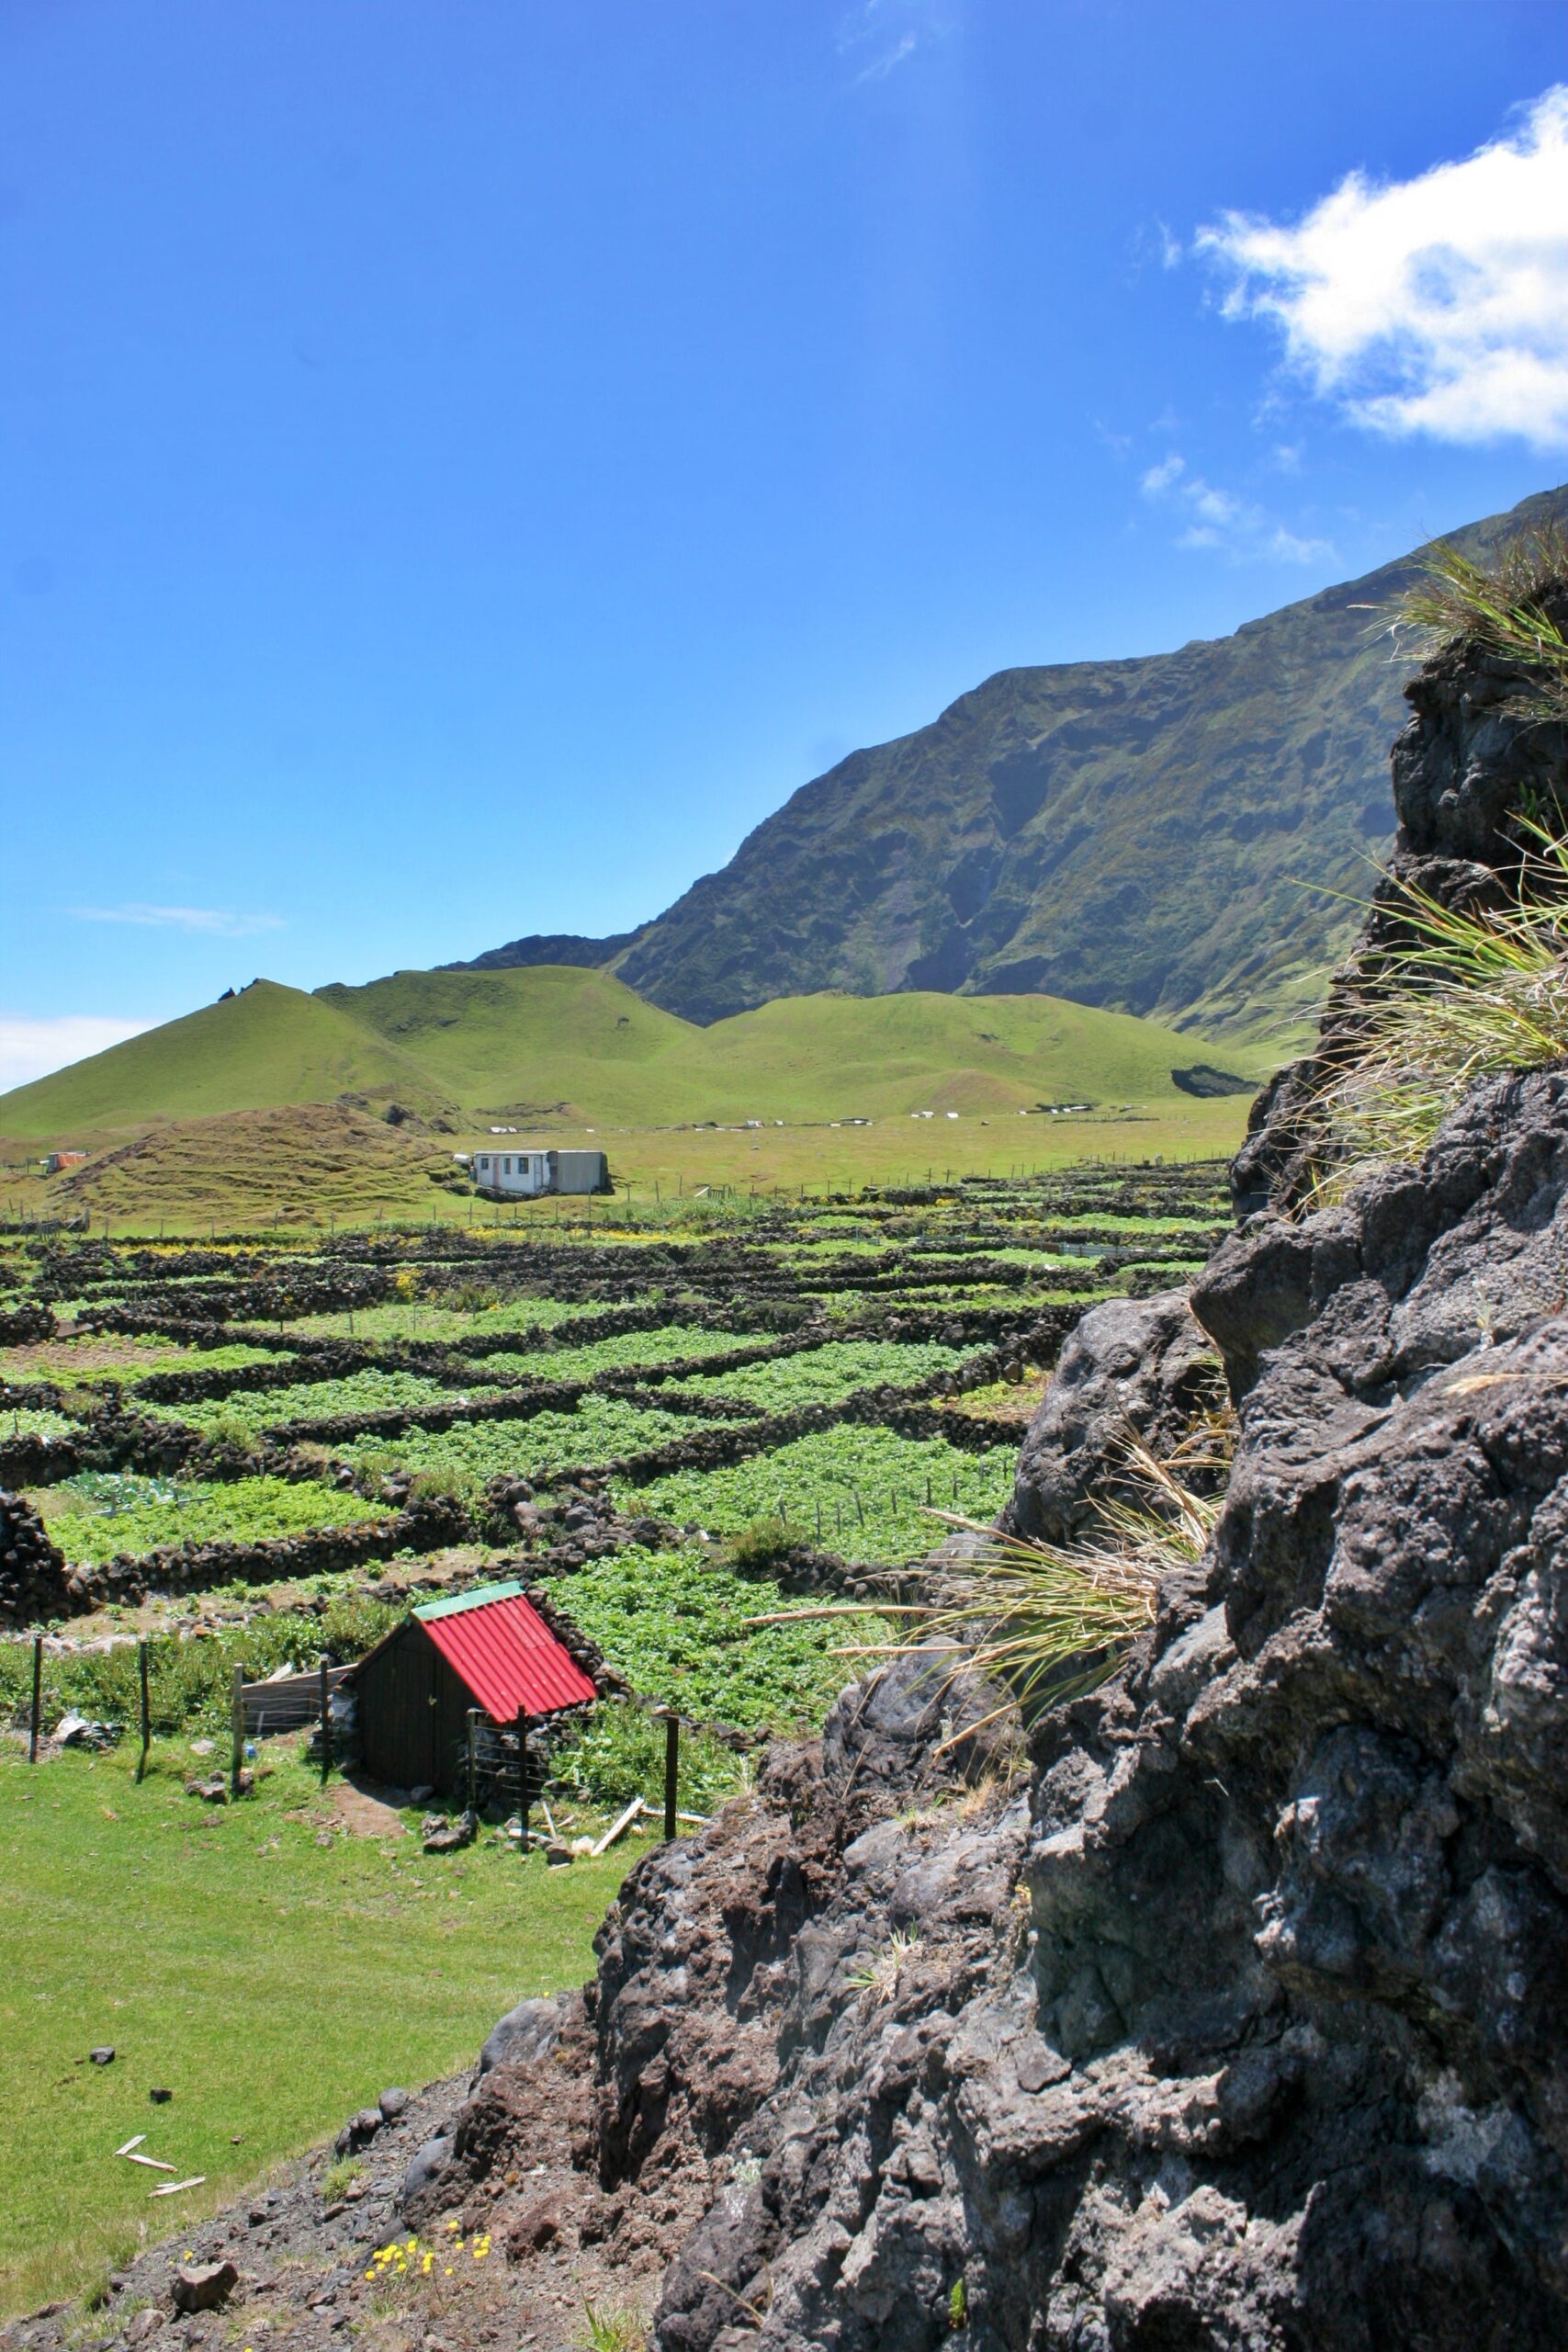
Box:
0;1013;154;1094
1197;84;1568;449
70;903;285;939
837;0;939;85
1139;452;1331;564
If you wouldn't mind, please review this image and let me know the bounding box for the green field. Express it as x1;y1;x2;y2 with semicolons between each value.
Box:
0;964;1269;1228
0;1743;636;2318
0;1154;1231;2312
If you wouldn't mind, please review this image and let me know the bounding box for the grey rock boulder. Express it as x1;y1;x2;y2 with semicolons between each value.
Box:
170;2265;236;2316
1005;1287;1224;1538
398;2134;453;2211
477;1993;567;2079
333;2107;382;2157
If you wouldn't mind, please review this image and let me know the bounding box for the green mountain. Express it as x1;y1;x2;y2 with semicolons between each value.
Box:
454;483;1568;1036
0;966;1262;1146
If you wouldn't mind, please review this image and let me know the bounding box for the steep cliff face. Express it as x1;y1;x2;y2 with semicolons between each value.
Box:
1232;583;1568;1215
455;485;1568;1041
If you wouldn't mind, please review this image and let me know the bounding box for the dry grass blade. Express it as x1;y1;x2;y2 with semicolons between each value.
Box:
898;1434;1221;1713
1391;526;1568;724
1311;820;1568;1200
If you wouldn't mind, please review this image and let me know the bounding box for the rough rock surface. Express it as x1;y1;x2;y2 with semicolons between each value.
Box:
587;1068;1568;2350
1233;605;1568;1215
1004;1290;1225;1542
0;1487;72;1625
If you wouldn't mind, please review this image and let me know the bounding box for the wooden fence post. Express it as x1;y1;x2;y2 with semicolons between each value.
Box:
28;1634;41;1764
319;1657;332;1786
662;1711;679;1841
136;1640;150;1783
515;1705;529;1859
230;1664;244;1799
466;1708;479;1815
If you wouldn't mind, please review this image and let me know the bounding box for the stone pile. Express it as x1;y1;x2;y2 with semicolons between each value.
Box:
0;1487;72;1625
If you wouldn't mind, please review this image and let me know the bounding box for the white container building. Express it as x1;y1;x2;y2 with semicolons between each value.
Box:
468;1146;609;1198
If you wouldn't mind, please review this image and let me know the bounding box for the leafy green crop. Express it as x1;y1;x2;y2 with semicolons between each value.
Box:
632;1427;1016;1562
554;1544;883;1730
1;1407;77;1442
553;1701;744;1814
682;1338;966;1410
340;1396;695;1484
42;1475;394;1565
474;1324;754;1383
278;1295;654;1341
143;1366;459;1437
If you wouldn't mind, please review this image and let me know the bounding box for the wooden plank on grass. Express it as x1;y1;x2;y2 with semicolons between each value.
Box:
590;1796;644;1858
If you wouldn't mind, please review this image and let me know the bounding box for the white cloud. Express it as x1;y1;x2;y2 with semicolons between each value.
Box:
0;1014;154;1093
1139;451;1331;565
837;0;938;83
71;903;285;938
1140;453;1186;494
856;32;916;80
1197;85;1568;448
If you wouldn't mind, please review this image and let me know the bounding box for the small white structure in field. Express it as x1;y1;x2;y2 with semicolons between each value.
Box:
469;1147;609;1198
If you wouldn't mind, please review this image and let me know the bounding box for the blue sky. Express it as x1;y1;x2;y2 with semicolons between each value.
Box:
3;0;1566;1084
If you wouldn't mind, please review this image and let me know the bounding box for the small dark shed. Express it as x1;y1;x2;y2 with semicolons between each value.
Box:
349;1580;598;1794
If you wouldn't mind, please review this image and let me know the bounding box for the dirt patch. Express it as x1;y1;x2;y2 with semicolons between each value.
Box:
2;1338;181;1383
328;1776;411;1839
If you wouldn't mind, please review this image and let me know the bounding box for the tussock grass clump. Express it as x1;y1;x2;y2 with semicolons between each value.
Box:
787;1435;1225;1720
1394;526;1568;722
1313;824;1568;1197
908;1439;1219;1713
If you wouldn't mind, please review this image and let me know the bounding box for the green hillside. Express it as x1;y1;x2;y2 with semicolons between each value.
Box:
455;482;1568;1040
318;965;700;1125
0;980;449;1144
0;964;1267;1149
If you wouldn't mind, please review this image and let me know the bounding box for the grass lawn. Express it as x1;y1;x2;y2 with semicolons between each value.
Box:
0;1743;637;2319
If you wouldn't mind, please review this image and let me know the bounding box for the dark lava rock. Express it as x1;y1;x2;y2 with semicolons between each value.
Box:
1234;595;1568;1216
378;2086;412;2121
1004;1287;1224;1542
615;1064;1568;2349
422;1809;477;1854
333;2107;382;2157
0;1488;73;1627
398;2134;454;2212
170;2264;236;2315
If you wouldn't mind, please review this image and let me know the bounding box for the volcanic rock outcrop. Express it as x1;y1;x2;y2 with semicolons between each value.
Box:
489;615;1568;2348
1233;586;1568;1215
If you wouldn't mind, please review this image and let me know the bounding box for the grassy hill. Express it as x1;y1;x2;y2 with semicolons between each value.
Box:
0;965;1269;1223
0;980;451;1144
50;1102;465;1226
454;482;1568;1040
6;964;1264;1144
317;965;700;1125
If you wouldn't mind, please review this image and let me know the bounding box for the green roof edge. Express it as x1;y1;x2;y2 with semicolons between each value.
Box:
412;1578;525;1623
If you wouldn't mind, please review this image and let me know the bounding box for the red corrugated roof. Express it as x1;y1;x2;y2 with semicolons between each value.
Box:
414;1585;597;1722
